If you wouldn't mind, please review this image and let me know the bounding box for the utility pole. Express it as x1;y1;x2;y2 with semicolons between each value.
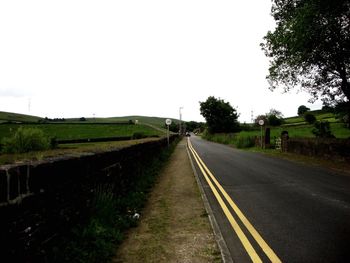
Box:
28;98;31;113
179;107;183;135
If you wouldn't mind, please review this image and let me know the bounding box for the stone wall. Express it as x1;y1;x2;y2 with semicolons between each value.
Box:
0;135;177;261
282;137;350;160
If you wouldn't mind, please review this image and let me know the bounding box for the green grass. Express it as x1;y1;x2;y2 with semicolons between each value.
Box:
0;123;164;141
103;116;180;128
240;123;349;139
203;122;350;149
0;111;42;123
284;110;339;125
0;138;161;165
53;138;180;263
0;111;179;129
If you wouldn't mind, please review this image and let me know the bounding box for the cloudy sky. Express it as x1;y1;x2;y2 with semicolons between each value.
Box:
0;0;322;123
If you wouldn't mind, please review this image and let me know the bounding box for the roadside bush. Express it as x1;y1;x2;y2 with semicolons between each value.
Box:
1;127;50;153
202;131;234;145
304;112;316;124
312;121;335;138
240;123;258;131
234;136;255;148
62;185;123;263
132;132;146;139
268;114;284;126
202;131;256;149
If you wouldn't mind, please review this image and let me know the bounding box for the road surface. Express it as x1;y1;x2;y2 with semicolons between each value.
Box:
187;135;350;263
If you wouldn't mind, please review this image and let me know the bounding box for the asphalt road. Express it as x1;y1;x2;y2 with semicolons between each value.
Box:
187;135;350;263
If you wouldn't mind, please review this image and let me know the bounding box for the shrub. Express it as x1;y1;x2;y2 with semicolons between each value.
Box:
132;132;146;139
304;112;316;124
268;114;283;126
1;127;50;153
312;121;335;138
234;136;255;148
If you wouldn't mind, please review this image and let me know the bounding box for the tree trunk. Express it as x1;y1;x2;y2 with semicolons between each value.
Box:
338;67;350;128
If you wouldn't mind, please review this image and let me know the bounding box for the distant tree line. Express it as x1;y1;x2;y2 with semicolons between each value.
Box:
38;117;66;123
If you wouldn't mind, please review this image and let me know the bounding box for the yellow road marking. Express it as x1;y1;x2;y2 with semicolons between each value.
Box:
188;138;282;263
188;140;262;263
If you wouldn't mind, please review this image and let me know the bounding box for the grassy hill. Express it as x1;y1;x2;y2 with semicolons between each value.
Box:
0;111;179;127
272;110;349;138
205;110;350;148
0;112;179;142
283;110;337;126
85;116;179;128
0;111;42;123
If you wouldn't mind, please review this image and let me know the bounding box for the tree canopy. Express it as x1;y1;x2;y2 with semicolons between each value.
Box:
254;108;284;126
199;96;240;133
261;0;350;108
298;105;310;116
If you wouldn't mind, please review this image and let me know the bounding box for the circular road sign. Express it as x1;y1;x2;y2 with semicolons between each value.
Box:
258;119;265;126
165;119;172;126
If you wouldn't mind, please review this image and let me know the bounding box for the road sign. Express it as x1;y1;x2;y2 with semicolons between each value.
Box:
165;119;172;147
258;120;264;148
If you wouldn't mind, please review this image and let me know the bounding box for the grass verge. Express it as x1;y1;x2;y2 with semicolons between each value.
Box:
0;137;162;165
48;137;181;263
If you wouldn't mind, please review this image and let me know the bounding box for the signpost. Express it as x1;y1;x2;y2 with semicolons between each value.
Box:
165;118;172;146
258;119;264;148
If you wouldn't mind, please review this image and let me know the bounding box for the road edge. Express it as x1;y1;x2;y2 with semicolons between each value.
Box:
186;142;234;263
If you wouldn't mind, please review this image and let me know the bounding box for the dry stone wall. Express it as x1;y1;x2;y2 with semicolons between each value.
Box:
0;135;177;261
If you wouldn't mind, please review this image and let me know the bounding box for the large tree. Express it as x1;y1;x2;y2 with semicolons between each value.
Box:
261;0;350;115
199;96;240;133
298;105;310;116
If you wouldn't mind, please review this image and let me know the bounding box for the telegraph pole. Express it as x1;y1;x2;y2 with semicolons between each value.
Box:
179;107;183;135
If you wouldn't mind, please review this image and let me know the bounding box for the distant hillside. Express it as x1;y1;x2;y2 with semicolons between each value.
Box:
283;110;338;126
0;111;42;123
105;116;180;128
0;111;179;128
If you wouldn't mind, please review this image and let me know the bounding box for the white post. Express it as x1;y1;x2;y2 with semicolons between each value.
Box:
258;119;264;149
165;119;172;147
167;125;169;147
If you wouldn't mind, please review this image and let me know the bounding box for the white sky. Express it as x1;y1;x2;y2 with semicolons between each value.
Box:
0;0;322;123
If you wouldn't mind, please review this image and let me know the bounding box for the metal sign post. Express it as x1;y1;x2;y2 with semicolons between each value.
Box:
258;119;264;149
165;118;172;147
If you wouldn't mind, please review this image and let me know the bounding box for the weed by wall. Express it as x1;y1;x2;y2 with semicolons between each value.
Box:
0;135;179;263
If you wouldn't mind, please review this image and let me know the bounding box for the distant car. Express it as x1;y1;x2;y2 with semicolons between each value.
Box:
185;132;191;137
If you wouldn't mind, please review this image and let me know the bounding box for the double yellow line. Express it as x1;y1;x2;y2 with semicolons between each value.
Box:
187;138;281;263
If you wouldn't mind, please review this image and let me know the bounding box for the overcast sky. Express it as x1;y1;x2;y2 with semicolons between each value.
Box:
0;0;322;123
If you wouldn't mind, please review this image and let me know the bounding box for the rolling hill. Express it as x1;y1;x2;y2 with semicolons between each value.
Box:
0;111;42;123
0;111;179;127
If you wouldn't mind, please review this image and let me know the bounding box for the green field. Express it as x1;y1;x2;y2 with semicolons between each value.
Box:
0;123;164;141
0;111;172;164
0;111;42;123
243;123;349;139
0;111;178;128
204;110;350;148
284;111;337;125
0;111;174;141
